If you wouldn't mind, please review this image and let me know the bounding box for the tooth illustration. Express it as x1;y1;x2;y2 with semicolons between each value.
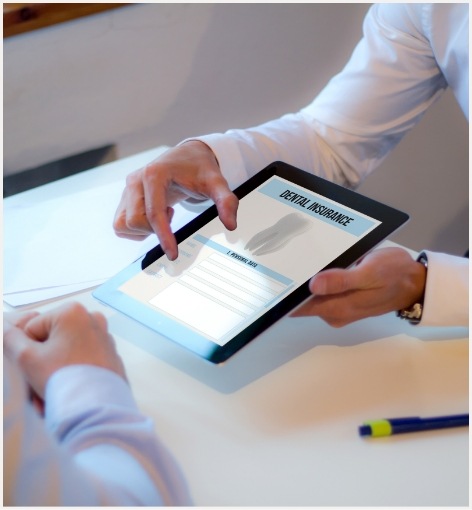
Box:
245;213;312;256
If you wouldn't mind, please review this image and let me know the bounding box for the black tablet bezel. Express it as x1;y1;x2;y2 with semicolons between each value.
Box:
93;161;409;364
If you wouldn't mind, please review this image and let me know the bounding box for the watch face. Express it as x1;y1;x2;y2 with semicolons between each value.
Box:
397;302;423;323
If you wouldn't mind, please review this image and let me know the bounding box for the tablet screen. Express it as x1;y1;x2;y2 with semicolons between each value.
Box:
119;175;378;345
94;162;408;363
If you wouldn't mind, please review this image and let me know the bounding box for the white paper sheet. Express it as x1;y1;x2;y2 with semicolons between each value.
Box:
3;180;194;306
3;280;106;307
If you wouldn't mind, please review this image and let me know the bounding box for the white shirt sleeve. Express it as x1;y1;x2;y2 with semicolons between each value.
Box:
3;357;191;506
420;251;469;328
186;4;468;328
194;4;451;191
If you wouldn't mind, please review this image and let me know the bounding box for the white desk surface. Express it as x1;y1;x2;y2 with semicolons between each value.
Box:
4;148;469;506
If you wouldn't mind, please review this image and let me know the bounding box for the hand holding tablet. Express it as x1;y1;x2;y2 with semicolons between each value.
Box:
95;161;408;363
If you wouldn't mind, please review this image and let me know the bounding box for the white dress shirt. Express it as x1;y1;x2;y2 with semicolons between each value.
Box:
193;3;469;328
3;356;192;506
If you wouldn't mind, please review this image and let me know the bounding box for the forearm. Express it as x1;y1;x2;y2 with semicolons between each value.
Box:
45;365;191;506
193;5;447;193
195;113;366;191
4;360;190;506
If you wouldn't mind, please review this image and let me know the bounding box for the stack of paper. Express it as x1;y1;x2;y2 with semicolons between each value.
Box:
3;180;194;307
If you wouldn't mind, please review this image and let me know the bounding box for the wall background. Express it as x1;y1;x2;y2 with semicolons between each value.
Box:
3;3;468;255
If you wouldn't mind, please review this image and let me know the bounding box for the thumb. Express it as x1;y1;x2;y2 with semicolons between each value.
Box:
212;188;239;231
310;266;368;296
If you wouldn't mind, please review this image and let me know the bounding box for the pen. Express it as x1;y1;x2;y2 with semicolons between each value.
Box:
359;413;469;437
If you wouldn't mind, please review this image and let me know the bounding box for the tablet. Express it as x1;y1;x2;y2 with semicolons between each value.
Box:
93;161;408;364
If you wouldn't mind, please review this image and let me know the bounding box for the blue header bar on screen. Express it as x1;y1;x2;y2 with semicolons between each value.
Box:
258;178;377;236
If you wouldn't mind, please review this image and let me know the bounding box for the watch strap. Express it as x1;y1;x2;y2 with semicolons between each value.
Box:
397;252;428;324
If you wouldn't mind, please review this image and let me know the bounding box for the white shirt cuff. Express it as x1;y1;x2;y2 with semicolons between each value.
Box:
421;250;469;328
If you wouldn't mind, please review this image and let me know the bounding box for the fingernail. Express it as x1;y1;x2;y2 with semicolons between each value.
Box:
311;277;326;295
166;248;177;261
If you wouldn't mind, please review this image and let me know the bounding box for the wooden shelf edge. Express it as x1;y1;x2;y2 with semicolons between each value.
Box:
3;3;130;38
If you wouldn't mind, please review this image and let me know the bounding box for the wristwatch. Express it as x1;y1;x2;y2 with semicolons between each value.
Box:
397;252;428;324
